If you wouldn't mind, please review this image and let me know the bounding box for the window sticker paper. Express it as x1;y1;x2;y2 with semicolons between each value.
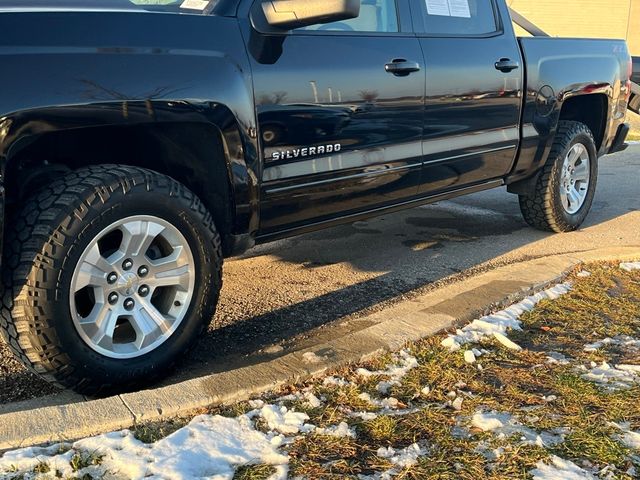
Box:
425;0;451;16
448;0;471;18
181;0;209;10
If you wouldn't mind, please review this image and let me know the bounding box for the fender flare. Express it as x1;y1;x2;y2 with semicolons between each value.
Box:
0;100;259;245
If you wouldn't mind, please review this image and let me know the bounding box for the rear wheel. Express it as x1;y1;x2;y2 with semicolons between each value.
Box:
0;165;222;395
518;121;598;233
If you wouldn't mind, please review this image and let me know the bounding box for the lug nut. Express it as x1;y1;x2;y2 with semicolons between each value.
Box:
122;259;134;271
138;285;150;297
138;266;149;277
108;292;119;305
124;298;135;311
107;272;118;285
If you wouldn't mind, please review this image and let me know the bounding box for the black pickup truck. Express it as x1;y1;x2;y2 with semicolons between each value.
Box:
0;0;633;394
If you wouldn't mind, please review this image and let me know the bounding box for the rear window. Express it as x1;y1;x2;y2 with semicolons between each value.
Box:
421;0;498;36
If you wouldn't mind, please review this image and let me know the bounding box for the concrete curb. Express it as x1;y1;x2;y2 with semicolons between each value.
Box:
1;246;639;450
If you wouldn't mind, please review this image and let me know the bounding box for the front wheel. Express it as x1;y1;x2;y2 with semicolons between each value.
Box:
0;166;223;395
518;121;599;233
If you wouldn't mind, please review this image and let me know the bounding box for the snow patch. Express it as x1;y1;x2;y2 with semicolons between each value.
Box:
618;431;640;450
0;445;76;479
253;405;310;435
580;362;640;390
584;336;640;353
350;411;378;421
471;411;511;432
546;351;571;365
442;283;571;351
470;411;564;447
530;455;596;480
322;376;351;387
358;444;427;479
314;422;356;438
609;421;640;450
356;350;419;395
493;332;522;351
357;392;404;411
620;262;640;272
0;415;290;480
464;350;477;364
376;443;426;468
277;390;323;409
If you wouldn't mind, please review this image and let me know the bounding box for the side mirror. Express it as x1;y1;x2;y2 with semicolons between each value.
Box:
260;0;360;30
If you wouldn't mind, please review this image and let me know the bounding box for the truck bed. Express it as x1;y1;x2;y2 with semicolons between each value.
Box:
516;36;631;163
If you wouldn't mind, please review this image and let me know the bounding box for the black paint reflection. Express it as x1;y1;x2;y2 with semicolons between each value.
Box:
250;32;426;232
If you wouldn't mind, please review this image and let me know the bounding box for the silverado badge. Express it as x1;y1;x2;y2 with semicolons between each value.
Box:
271;143;342;161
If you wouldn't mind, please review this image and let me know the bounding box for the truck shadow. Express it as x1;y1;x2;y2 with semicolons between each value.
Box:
176;176;636;382
176;192;536;379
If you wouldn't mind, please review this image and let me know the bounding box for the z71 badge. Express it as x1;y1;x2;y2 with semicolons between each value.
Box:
271;143;342;161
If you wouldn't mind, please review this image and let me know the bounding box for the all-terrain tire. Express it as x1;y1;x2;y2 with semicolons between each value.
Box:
0;165;223;396
518;121;598;233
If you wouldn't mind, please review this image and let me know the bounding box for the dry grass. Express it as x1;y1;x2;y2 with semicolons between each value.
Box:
232;464;278;480
69;451;105;472
132;416;192;444
283;263;640;479
627;111;640;140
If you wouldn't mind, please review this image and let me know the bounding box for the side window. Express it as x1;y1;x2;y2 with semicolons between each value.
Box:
420;0;498;36
298;0;399;33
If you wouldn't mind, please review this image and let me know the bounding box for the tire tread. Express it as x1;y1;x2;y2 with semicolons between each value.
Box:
519;121;597;233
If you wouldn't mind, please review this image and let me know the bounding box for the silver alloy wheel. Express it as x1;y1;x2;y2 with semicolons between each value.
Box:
70;216;195;359
560;143;591;215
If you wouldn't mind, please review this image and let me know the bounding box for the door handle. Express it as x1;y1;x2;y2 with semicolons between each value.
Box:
495;58;520;73
385;59;421;77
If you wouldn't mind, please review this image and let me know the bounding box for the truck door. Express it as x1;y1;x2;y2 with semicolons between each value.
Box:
245;0;426;237
410;0;523;193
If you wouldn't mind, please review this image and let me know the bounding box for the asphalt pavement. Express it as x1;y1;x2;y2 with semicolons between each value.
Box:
1;145;639;405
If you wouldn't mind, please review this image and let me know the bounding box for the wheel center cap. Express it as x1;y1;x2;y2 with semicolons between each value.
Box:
117;273;139;296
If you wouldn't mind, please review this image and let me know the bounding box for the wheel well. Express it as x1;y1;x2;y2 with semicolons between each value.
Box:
558;94;608;150
5;122;235;249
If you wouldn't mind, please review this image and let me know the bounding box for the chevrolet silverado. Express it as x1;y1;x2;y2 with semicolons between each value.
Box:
0;0;632;394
